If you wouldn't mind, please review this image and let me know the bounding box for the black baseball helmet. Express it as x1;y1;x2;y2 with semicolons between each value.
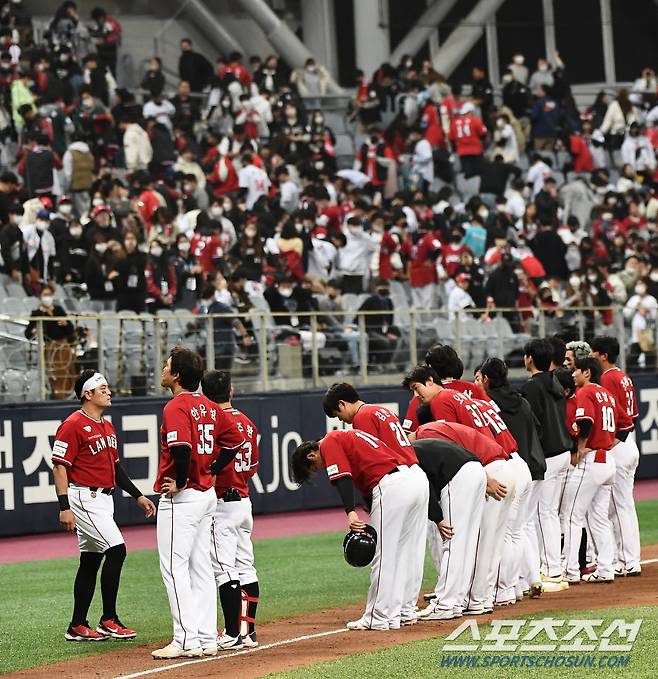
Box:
343;524;377;567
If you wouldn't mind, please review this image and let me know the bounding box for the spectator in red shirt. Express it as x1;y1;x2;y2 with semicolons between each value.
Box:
449;102;487;178
401;221;441;315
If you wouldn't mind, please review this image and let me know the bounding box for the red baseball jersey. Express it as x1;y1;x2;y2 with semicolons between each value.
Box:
191;233;224;274
403;396;420;432
402;379;486;433
51;410;119;488
429;389;495;440
574;383;618;451
416;420;507;465
215;407;259;499
155;392;245;493
352;404;418;466
600;367;638;433
442;378;488;400
401;233;441;287
474;399;519;455
566;394;578;441
320;429;400;497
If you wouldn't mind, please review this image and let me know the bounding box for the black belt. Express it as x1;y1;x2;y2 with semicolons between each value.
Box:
386;467;399;475
88;487;114;495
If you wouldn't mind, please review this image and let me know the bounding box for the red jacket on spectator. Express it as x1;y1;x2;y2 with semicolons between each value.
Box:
441;243;469;278
208;155;239;197
191;233;224;274
421;103;444;148
401;233;441;287
378;231;399;280
449;113;487;157
145;261;177;301
569;135;594;173
138;189;162;233
221;61;252;87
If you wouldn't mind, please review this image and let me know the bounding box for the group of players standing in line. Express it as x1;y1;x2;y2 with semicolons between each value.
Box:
49;333;641;655
292;336;641;629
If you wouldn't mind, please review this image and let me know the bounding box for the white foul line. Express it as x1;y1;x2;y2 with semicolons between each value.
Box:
119;558;658;677
117;627;349;679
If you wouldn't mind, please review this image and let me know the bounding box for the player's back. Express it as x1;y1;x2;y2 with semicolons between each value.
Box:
474;398;518;455
601;367;638;433
215;407;259;498
442;378;487;400
430;388;495;439
352;404;418;466
575;383;617;451
156;391;221;493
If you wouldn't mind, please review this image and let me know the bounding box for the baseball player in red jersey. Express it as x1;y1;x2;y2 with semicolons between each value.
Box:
402;344;488;433
561;357;618;584
153;348;245;660
414;419;516;615
591;336;642;576
51;370;156;642
201;371;260;651
403;365;496;440
291;429;429;630
322;383;426;624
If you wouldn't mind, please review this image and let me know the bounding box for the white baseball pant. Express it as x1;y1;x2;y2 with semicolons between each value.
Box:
157;487;218;651
520;479;542;591
536;451;570;578
401;464;434;622
608;434;641;571
562;451;616;580
430;461;486;613
495;454;532;604
465;459;517;611
210;497;258;586
360;465;429;630
67;485;125;553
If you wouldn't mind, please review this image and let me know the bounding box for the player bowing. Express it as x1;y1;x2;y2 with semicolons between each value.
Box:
51;370;156;642
322;382;426;625
291;430;429;631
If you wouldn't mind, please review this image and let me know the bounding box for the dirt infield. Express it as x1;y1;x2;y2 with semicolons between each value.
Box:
8;546;658;679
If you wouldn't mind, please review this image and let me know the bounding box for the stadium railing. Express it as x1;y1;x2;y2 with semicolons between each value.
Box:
0;304;638;402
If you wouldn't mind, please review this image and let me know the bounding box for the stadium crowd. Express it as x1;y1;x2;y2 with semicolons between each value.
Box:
1;1;658;375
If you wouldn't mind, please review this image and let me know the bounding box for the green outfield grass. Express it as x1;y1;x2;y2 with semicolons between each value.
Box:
270;606;658;679
1;499;657;675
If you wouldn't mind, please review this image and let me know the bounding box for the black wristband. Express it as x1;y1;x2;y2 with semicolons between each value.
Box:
58;494;70;511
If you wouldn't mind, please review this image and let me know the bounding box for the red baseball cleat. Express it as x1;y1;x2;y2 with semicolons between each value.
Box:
65;623;108;641
97;617;137;639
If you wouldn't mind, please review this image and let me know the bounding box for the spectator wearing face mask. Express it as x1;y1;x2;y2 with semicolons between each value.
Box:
449;102;487;178
276;166;300;215
624;278;658;367
508;53;529;85
291;58;329;97
85;203;120;246
171;233;202;310
401;220;441;313
145;239;177;313
25;283;77;399
357;278;398;368
84;234;118;310
114;230;146;312
178;38;213;93
0;203;27;285
447;272;475;321
621;123;656;178
23;208;58;290
338;216;378;294
529;57;554;96
59;220;88;284
141;56;165;97
120;117;153;172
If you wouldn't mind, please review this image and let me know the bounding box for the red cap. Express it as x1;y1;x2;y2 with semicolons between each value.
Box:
91;204;111;218
455;273;471;283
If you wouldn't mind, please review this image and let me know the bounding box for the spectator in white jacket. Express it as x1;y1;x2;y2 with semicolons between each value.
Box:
599;89;639;138
120;120;153;172
621;123;656;174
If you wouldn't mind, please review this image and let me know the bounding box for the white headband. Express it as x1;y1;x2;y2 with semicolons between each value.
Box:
81;372;108;395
